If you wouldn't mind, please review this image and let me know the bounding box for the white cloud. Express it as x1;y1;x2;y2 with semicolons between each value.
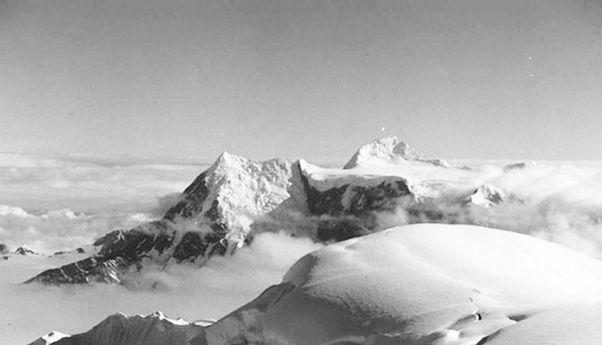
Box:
0;154;204;253
0;153;203;213
0;205;154;253
371;161;602;258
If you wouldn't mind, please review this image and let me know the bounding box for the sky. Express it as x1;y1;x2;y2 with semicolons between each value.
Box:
1;0;602;162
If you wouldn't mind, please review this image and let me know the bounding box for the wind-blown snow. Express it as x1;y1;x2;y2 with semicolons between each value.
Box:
203;224;602;345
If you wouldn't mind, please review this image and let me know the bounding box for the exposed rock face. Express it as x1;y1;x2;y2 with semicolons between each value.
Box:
27;221;230;284
26;256;125;284
27;137;511;285
298;160;418;242
30;312;204;345
503;162;526;171
300;167;413;217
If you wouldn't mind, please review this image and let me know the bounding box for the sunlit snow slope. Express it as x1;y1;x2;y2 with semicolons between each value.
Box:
197;224;602;345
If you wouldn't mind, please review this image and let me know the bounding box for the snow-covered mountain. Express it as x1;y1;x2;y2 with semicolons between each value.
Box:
14;246;42;256
34;224;602;345
466;184;506;208
26;137;515;285
343;136;450;168
30;312;204;345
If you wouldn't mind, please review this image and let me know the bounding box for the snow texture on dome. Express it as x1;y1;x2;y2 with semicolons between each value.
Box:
199;224;602;345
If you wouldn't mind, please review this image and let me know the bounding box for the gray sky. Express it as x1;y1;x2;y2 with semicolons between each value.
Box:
1;0;602;162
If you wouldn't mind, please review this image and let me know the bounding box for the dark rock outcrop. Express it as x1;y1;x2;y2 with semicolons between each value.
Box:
27;220;230;284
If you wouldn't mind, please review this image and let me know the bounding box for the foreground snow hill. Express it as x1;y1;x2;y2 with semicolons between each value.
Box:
27;137;519;285
34;224;602;345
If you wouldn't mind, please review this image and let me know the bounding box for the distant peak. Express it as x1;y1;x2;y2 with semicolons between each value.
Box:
14;245;40;256
388;137;421;160
344;137;445;169
469;184;505;208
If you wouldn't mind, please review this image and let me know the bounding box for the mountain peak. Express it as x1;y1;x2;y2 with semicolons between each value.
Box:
28;312;203;345
344;137;446;169
209;151;247;172
15;246;40;256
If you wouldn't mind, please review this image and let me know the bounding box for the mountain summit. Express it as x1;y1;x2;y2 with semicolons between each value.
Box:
344;136;449;169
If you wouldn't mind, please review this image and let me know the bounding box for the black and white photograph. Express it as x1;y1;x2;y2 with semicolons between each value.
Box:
2;0;602;344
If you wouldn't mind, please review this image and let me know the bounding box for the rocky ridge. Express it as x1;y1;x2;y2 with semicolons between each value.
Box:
30;312;204;345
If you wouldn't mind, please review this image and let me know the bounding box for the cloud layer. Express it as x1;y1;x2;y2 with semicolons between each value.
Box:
0;153;203;213
0;154;203;252
0;205;153;253
372;160;602;258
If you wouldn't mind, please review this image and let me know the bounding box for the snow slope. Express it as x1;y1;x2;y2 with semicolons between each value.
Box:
198;224;602;345
29;331;69;345
484;303;602;345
